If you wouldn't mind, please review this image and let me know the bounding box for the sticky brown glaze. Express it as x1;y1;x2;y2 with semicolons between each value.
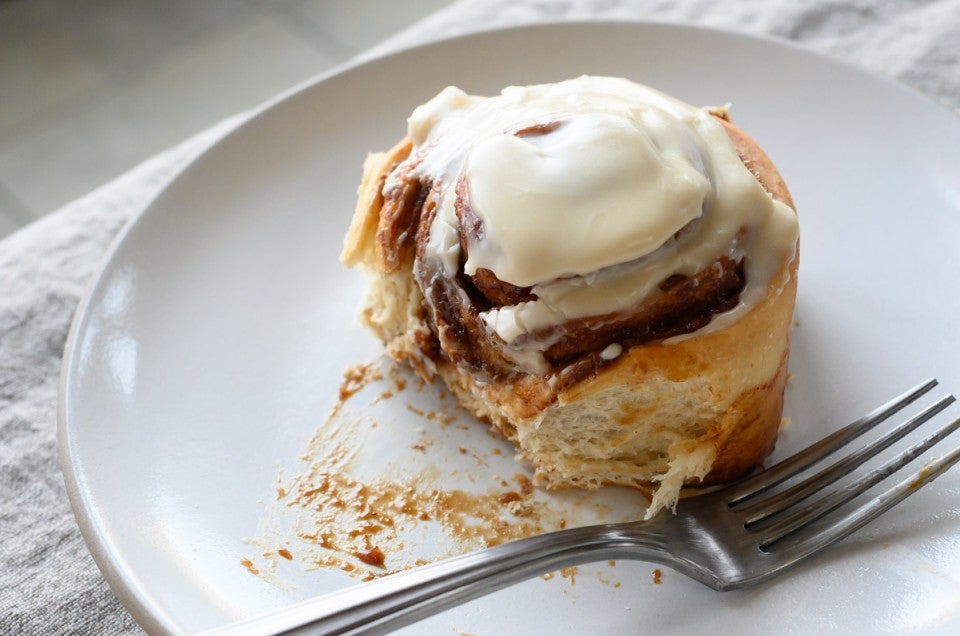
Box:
376;157;427;272
414;194;516;379
535;257;744;367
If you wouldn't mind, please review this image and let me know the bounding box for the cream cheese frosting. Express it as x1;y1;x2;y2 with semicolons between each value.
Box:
464;110;710;286
405;76;798;369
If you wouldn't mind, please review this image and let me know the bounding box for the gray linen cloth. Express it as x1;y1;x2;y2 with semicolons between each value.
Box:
2;1;959;633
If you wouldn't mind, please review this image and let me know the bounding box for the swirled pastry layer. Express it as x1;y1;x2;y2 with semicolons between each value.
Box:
376;76;797;377
343;76;799;517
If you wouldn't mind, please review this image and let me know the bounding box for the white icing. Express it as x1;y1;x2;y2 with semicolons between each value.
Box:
423;192;461;276
407;86;479;146
600;343;623;360
404;76;798;366
464;111;710;285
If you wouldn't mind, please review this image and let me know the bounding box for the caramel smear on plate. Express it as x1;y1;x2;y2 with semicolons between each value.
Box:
247;357;648;583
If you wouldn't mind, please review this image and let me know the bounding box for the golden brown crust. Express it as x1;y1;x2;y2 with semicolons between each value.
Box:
704;350;788;482
341;138;413;272
718;117;794;209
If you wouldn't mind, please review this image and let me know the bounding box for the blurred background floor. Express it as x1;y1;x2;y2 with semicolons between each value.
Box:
0;0;450;239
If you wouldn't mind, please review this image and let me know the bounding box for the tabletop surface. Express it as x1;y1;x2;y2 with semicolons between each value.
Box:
0;0;451;240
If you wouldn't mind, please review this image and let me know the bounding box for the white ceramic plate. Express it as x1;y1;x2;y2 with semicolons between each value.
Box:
60;22;960;635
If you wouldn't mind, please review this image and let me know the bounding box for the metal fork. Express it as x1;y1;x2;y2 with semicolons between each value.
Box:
209;379;960;636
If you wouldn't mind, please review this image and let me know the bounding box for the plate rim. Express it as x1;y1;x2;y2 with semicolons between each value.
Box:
55;18;960;634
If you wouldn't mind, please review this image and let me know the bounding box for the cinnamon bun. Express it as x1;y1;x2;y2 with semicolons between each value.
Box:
342;76;799;517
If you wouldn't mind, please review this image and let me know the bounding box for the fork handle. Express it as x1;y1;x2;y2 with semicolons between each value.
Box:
205;524;668;636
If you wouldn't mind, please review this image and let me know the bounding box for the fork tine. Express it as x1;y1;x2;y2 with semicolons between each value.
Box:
738;395;956;524
727;378;939;505
759;442;960;570
757;415;960;549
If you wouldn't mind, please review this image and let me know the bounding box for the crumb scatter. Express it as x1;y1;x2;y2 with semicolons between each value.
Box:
337;363;383;405
240;558;260;575
250;358;647;582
